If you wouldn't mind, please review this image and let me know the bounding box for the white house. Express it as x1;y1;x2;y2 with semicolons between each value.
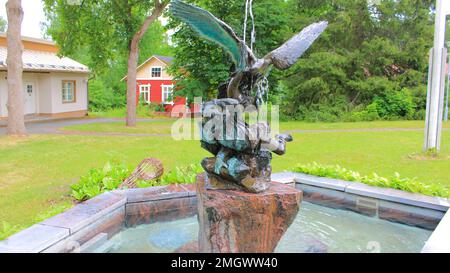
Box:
0;33;89;119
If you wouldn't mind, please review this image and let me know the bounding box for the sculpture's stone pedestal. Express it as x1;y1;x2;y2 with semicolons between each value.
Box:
196;173;302;253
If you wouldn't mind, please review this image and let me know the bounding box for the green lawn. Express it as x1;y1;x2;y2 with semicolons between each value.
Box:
88;106;170;119
61;119;450;134
0;120;449;239
62;120;174;134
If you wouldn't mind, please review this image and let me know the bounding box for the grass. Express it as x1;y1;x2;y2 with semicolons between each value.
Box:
0;203;70;240
0;120;449;239
61;119;450;135
294;162;449;197
280;120;450;131
88;105;169;119
61;120;174;134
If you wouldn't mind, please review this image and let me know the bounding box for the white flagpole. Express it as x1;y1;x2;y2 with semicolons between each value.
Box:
424;0;447;151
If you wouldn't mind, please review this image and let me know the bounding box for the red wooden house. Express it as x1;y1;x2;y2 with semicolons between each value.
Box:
123;55;186;112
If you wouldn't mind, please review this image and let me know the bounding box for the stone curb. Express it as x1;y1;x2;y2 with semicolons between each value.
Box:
272;172;450;212
40;192;127;234
0;183;195;253
1;173;449;253
0;224;70;253
421;209;450;253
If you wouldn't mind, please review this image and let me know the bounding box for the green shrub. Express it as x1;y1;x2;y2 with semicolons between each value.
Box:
348;103;380;122
153;103;166;112
136;164;203;188
88;79;124;112
373;89;416;120
90;104;168;119
71;162;204;201
293;162;449;198
71;162;132;201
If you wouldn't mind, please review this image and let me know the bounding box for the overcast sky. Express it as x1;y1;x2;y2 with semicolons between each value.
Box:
0;0;47;38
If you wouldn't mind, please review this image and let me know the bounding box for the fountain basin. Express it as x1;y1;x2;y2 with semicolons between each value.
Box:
0;173;448;253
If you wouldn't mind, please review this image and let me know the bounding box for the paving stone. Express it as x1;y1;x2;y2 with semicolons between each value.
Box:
345;182;450;211
0;224;69;253
42;206;125;253
40;192;126;234
421;209;450;253
294;173;350;191
117;185;190;203
271;172;296;184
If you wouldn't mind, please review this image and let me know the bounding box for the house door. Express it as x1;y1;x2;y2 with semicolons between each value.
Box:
23;83;36;114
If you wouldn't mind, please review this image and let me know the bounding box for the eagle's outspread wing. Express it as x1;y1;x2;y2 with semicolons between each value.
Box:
170;0;246;70
265;21;328;70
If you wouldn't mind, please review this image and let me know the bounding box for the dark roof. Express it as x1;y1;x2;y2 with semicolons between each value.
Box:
154;55;173;64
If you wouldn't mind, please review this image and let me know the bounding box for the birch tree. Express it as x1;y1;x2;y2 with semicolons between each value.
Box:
6;0;27;135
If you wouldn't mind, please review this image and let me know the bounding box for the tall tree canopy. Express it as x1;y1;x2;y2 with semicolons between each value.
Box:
279;0;435;121
43;0;169;126
168;0;291;103
169;0;436;121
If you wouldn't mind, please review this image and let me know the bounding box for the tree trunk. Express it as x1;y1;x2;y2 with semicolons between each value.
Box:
6;0;26;135
126;42;139;127
126;1;168;127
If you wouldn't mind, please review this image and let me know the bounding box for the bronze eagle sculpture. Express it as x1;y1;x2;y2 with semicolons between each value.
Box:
170;0;327;193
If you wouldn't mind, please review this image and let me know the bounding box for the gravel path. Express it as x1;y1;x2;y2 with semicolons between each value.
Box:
0;117;448;136
0;117;167;135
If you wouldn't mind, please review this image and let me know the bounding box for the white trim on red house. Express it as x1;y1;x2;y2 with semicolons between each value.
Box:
121;55;172;81
139;84;151;104
136;77;172;80
139;55;171;70
161;84;174;105
150;66;163;79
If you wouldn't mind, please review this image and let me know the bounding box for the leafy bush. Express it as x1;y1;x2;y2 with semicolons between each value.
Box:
372;89;416;120
137;164;203;188
71;162;132;201
89;104;168;119
293;162;449;198
88;79;124;112
152;103;166;112
71;162;204;201
348;103;380;122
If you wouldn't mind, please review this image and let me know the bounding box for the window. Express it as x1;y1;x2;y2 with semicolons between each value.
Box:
62;80;76;103
140;84;151;104
26;84;33;96
151;67;162;78
162;84;173;104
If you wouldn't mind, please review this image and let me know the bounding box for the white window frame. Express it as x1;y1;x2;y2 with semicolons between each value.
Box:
62;80;76;103
139;84;151;104
150;66;163;78
161;84;174;105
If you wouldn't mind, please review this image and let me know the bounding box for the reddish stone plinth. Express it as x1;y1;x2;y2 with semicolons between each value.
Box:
196;173;302;253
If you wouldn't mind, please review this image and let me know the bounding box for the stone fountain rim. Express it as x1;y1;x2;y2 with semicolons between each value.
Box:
0;172;448;253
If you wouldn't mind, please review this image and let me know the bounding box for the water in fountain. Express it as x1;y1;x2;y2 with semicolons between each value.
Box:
255;76;269;107
243;0;268;108
243;0;256;51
